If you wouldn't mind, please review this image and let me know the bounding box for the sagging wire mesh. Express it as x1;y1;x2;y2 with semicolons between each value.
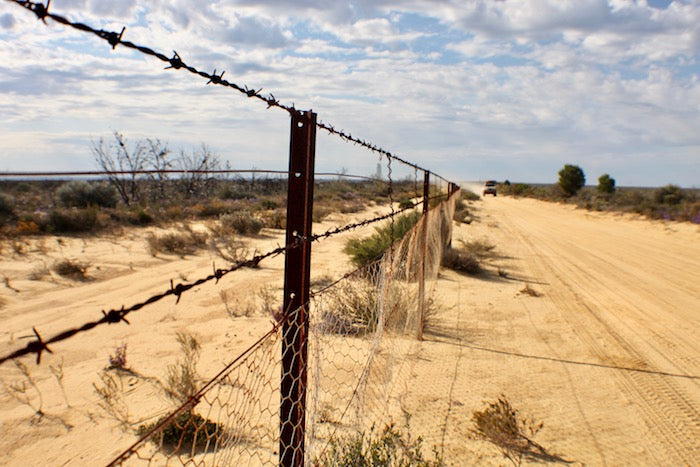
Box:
103;193;457;466
306;194;457;462
109;321;285;466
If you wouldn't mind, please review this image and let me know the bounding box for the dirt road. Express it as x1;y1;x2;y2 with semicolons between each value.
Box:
414;195;700;465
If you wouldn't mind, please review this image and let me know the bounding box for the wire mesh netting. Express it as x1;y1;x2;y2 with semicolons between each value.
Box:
102;193;457;465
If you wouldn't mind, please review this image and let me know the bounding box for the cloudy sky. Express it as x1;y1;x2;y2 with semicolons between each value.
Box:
1;0;698;187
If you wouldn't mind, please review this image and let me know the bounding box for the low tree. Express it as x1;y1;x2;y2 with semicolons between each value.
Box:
597;174;615;194
92;132;146;206
558;164;585;197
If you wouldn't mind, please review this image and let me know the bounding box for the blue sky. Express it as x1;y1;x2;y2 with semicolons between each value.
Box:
1;0;698;187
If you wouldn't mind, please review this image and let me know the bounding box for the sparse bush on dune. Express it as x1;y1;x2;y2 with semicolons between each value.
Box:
471;395;564;466
146;227;208;256
218;212;263;235
53;259;90;280
318;421;442;466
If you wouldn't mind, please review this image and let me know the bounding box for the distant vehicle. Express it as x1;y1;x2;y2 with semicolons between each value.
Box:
483;180;497;196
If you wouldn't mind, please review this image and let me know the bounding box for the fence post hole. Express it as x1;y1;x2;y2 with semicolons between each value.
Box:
280;109;316;466
417;171;430;340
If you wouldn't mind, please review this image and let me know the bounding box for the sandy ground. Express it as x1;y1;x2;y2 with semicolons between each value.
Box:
0;197;698;465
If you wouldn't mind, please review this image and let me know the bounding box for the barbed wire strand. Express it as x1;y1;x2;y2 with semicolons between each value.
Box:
5;0;455;189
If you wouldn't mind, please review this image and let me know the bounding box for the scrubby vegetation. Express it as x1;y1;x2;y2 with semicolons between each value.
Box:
344;212;421;270
472;395;564;466
53;259;90;280
499;181;699;223
317;422;442;466
0;177;418;238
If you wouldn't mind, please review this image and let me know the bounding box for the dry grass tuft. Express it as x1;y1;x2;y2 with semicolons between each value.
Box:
146;226;208;257
519;284;542;297
442;247;481;275
53;259;90;280
472;395;554;466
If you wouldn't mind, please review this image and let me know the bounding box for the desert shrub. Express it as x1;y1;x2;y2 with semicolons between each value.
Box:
597;174;615;194
192;200;230;218
317;422;442;466
53;259;89;280
557;164;585;197
110;207;153;226
442;247;481;275
313;206;333;223
654;184;684;205
137;411;222;453
461;189;480;201
453;199;471;224
57;181;118;208
398;198;414;210
146;228;208;256
218;212;263;235
260;208;286;229
258;198;280;210
43;207;100;233
460;238;496;257
217;183;250;200
321;276;430;335
0;192;16;223
472;395;550;466
345;212;420;269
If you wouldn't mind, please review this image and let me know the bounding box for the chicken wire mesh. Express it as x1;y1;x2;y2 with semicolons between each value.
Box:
106;193;457;466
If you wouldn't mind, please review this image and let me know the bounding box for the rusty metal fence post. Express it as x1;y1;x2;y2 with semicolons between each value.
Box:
417;171;430;340
280;110;316;466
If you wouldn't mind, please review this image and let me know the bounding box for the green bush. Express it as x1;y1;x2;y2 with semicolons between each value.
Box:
44;207;100;233
558;165;585;197
344;212;420;269
0;192;16;224
56;181;118;208
219;212;263;235
654;184;684;205
398;198;414;210
597;174;615;194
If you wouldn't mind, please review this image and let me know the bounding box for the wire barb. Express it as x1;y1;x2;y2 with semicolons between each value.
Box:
27;327;53;364
29;0;49;23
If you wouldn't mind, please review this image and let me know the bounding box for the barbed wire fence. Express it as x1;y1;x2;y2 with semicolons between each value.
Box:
1;1;463;465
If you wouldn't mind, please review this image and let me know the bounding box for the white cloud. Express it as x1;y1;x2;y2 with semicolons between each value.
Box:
0;0;697;186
